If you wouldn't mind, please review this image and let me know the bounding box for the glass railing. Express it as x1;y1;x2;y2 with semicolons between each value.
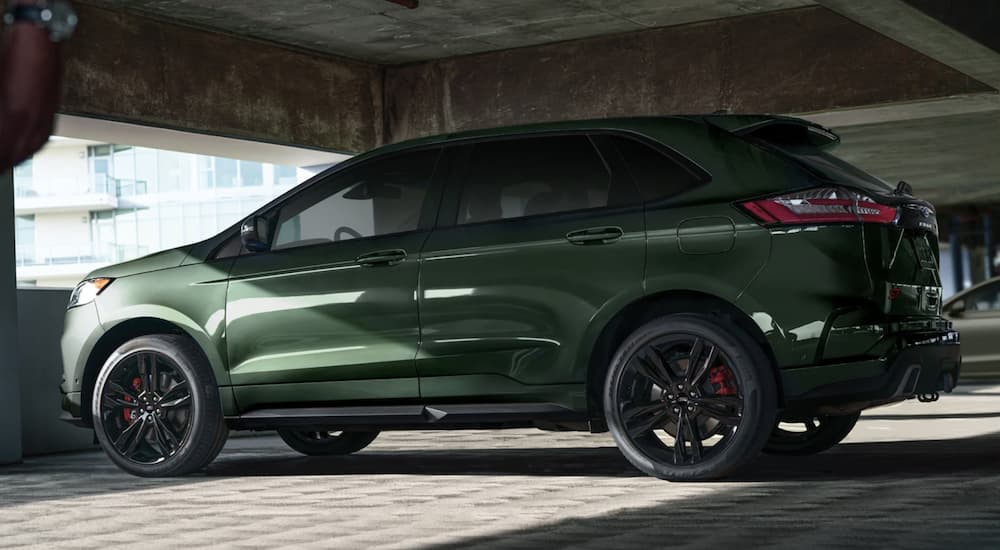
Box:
14;244;149;267
14;176;148;199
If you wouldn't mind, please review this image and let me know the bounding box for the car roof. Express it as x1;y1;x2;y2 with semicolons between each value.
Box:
369;114;826;156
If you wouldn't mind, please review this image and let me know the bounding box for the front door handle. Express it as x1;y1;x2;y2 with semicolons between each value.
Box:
565;226;624;245
356;249;407;267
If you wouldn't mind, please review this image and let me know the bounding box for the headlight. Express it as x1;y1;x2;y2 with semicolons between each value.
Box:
67;278;114;309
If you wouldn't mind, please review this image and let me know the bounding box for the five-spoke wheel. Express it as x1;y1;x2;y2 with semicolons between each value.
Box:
605;314;777;481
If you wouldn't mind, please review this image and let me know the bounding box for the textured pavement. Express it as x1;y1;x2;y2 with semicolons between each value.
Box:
2;386;1000;549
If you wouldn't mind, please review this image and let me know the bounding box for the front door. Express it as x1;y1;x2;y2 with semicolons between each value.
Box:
226;147;444;411
416;134;646;408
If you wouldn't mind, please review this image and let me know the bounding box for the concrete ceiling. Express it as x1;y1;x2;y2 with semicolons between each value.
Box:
834;110;1000;206
81;0;814;64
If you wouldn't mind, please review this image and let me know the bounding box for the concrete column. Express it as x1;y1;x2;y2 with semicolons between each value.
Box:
0;170;22;465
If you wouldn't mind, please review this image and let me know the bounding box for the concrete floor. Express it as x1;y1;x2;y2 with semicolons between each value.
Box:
2;387;1000;549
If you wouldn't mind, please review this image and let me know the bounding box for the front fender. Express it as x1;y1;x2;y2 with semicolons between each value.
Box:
94;263;231;387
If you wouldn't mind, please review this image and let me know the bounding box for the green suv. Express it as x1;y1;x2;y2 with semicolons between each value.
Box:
60;115;961;480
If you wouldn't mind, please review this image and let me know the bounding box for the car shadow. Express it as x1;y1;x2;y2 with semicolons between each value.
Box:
203;430;1000;481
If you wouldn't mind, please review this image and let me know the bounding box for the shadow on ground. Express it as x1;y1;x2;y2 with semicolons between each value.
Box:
204;429;1000;481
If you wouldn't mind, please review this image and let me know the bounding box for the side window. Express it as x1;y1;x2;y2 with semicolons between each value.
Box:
271;149;440;250
614;136;705;202
963;284;1000;312
457;135;611;225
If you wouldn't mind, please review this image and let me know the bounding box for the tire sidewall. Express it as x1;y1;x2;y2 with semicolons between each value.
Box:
92;335;222;477
604;314;777;481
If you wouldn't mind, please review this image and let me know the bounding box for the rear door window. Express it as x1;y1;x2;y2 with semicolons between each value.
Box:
456;135;616;225
613;136;706;202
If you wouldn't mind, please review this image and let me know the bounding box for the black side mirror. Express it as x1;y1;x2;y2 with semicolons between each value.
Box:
240;216;270;253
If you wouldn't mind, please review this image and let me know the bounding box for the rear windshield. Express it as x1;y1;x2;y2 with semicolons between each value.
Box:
741;129;893;195
775;144;893;194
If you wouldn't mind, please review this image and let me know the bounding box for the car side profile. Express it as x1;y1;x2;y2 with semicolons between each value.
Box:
60;115;961;480
943;276;1000;380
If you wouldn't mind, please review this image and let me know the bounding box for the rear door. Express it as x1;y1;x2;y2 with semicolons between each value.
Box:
415;133;645;406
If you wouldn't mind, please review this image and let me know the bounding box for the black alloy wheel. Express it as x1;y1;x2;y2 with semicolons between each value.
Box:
278;429;380;456
98;351;191;464
93;335;227;477
605;314;777;481
764;412;861;455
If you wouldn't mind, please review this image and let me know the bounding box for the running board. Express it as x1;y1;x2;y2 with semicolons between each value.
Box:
228;403;585;431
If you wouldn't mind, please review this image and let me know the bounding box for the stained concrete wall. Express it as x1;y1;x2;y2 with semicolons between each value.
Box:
17;289;96;456
61;3;384;153
0;172;21;465
384;6;993;142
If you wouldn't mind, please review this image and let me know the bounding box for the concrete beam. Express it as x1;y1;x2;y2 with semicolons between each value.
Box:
801;93;1000;128
61;3;384;152
0;171;22;465
383;6;993;142
818;0;1000;90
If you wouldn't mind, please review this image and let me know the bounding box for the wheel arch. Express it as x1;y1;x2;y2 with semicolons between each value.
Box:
79;316;226;427
582;289;781;430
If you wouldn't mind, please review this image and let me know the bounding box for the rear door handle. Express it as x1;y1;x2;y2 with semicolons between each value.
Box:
565;226;624;245
355;249;407;266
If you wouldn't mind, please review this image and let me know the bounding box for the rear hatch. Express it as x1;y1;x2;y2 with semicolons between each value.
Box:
722;116;943;319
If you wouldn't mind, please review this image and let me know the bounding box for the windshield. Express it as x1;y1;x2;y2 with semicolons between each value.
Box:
775;144;893;194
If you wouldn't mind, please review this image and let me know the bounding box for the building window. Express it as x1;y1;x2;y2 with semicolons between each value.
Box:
240;160;264;187
14;215;35;265
275;165;297;186
17;137;325;287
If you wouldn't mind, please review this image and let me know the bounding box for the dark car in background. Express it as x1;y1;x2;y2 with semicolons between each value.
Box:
60;115;960;481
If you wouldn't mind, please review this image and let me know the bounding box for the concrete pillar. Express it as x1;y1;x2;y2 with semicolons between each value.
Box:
0;170;22;465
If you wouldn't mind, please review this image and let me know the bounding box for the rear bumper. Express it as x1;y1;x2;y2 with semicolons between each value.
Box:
781;330;960;415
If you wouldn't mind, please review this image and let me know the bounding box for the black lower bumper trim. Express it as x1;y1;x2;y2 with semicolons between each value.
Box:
784;332;961;415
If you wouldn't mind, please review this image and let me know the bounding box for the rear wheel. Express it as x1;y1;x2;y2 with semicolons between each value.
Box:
277;429;379;456
92;335;228;477
604;314;778;481
764;412;861;455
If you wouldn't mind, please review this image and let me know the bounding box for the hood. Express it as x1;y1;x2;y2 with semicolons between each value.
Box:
85;245;194;280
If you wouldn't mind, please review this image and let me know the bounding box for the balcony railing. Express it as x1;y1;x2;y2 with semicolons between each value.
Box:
14;175;148;199
15;244;149;268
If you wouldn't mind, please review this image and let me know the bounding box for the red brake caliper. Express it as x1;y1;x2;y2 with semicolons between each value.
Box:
708;365;737;396
123;376;142;422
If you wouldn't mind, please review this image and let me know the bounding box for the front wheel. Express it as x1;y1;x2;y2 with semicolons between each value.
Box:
277;429;379;456
92;335;228;477
604;314;778;481
764;412;861;455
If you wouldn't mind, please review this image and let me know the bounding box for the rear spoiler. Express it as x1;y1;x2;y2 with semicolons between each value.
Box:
700;115;841;150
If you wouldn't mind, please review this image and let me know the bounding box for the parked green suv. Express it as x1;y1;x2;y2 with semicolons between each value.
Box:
60;115;961;480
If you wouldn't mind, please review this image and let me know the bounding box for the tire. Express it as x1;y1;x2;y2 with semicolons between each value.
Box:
604;313;778;481
763;412;861;455
277;430;379;456
92;334;228;477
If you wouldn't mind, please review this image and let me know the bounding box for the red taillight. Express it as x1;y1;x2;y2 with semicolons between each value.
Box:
740;187;897;226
